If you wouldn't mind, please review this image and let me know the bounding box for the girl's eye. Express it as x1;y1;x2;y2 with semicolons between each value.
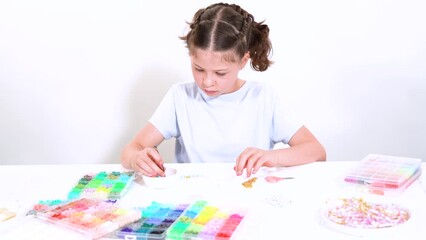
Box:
216;72;226;76
195;68;204;72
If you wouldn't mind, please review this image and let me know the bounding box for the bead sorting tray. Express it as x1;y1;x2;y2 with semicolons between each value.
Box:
166;200;246;240
104;201;190;240
35;198;141;239
68;171;135;200
343;154;422;195
27;199;68;216
1;215;89;240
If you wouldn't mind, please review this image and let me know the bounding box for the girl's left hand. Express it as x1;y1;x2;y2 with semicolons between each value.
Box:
234;147;276;177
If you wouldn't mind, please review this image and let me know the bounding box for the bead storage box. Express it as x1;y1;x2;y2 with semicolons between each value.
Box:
103;201;190;240
1;214;94;240
27;199;68;216
68;171;135;200
166;200;246;240
343;154;422;195
35;198;141;239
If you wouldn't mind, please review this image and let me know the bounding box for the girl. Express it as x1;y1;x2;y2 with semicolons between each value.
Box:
121;2;326;178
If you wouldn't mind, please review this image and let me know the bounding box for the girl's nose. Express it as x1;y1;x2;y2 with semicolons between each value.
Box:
203;74;214;87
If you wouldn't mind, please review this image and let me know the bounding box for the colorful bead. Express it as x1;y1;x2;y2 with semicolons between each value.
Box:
326;197;410;229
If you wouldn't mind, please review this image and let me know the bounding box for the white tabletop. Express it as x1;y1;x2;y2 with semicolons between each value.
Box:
0;161;425;240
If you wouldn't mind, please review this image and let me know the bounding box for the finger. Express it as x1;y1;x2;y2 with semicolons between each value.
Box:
146;148;166;177
134;157;153;176
244;153;258;178
245;151;265;177
242;148;259;176
252;153;269;175
235;149;251;176
234;156;242;176
139;167;152;177
252;157;265;175
237;148;256;177
133;149;163;177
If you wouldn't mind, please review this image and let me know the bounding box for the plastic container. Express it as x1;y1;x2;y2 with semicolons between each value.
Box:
35;198;141;239
103;201;190;240
68;171;135;200
166;200;246;240
319;197;411;238
342;154;422;196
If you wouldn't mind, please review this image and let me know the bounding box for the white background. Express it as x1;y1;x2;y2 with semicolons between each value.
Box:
1;0;425;164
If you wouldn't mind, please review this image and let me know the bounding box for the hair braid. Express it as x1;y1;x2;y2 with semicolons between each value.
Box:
181;2;273;71
189;9;205;30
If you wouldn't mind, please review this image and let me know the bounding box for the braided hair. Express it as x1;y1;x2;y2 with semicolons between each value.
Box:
180;2;273;71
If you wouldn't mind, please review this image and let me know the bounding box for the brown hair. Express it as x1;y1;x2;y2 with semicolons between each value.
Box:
180;2;273;71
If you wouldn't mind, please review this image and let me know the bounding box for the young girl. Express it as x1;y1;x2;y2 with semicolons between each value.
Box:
121;2;326;178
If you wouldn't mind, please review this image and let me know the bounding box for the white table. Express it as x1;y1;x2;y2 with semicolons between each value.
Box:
0;161;425;240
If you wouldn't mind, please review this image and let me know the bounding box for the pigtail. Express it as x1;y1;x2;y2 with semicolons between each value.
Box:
230;4;273;71
248;21;273;71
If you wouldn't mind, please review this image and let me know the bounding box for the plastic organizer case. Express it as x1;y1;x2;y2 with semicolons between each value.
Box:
343;154;422;195
166;200;246;240
35;198;141;239
68;171;135;200
103;201;190;240
27;199;68;216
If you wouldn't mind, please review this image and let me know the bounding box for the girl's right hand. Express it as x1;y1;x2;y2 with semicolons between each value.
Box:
130;147;165;177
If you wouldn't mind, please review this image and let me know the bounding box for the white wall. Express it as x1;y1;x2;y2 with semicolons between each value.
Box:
1;0;425;165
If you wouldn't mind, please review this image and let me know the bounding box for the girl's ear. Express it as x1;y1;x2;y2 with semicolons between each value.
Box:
240;51;250;69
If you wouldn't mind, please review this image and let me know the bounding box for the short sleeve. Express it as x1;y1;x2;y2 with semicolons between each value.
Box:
149;86;179;140
271;88;303;144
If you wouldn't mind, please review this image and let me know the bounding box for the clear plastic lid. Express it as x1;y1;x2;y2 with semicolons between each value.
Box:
67;171;135;200
343;154;422;195
104;201;190;240
166;200;246;240
35;198;141;239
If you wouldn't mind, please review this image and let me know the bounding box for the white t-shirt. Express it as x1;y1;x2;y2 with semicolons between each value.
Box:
149;80;302;163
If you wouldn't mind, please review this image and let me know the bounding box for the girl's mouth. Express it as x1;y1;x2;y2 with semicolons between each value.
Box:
204;89;219;95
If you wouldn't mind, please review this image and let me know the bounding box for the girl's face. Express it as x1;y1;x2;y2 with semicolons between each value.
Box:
190;48;249;97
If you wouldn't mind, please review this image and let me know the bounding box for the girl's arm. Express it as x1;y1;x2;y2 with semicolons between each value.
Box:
274;125;326;165
121;123;166;177
235;126;326;177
